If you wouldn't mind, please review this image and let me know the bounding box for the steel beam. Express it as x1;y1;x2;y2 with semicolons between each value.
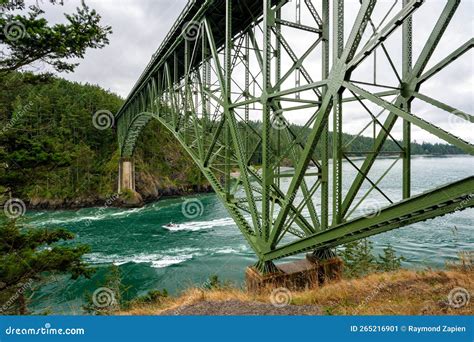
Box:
115;0;473;269
264;176;474;261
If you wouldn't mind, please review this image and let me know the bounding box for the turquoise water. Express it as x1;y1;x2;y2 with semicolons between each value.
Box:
25;156;473;314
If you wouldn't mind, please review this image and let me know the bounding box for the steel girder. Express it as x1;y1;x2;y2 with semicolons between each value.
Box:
116;0;474;270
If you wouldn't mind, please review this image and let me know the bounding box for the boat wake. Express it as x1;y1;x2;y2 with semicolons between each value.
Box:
162;217;236;232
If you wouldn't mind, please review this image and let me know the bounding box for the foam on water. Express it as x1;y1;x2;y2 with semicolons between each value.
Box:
31;206;148;226
109;206;147;217
211;245;250;255
162;217;236;231
84;244;251;269
85;250;198;269
34;215;104;226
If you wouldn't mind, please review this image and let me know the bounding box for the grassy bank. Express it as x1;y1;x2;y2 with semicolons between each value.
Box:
120;268;473;316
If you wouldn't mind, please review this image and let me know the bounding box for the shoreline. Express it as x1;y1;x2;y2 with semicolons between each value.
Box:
25;185;214;211
15;154;472;211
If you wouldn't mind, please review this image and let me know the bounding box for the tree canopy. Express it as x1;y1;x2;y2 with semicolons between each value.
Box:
0;218;94;314
0;0;112;73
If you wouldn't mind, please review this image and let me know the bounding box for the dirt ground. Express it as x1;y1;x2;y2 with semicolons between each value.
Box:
122;269;473;316
159;299;322;315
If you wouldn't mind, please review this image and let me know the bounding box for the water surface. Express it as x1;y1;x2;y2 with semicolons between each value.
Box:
26;156;473;314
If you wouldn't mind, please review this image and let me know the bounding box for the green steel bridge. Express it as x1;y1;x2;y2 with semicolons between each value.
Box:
115;0;474;272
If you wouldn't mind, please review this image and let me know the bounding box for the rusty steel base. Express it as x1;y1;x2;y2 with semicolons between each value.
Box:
246;256;343;293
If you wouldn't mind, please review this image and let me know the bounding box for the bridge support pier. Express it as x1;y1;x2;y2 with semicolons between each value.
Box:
118;157;143;206
246;255;343;293
118;158;135;193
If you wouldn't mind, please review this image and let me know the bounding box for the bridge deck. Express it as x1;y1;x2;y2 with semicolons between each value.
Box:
118;0;274;118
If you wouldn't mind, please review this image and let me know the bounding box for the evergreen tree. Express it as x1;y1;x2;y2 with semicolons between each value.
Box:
340;239;377;278
340;240;404;278
0;218;94;314
0;0;111;73
377;244;404;272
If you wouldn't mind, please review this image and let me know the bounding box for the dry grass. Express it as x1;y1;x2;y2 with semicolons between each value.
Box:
122;287;253;315
121;268;473;316
291;269;473;315
446;251;473;272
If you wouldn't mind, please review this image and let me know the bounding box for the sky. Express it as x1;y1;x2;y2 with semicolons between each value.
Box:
14;0;474;144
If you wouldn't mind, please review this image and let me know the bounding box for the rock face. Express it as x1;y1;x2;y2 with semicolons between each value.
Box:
26;169;213;210
116;190;144;208
24;121;213;210
28;197;105;210
134;167;213;204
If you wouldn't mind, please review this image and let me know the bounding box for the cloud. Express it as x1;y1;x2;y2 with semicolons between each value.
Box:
34;0;188;96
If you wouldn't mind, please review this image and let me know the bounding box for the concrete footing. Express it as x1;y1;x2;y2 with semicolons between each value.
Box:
246;256;343;293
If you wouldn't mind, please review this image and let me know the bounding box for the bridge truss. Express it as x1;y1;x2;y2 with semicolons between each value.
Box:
116;0;474;271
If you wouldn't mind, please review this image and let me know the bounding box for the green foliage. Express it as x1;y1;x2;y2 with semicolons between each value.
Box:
340;240;404;278
0;218;94;314
0;73;210;206
0;0;111;73
133;120;209;194
120;189;135;200
241;120;463;165
377;245;404;272
202;274;233;290
0;73;122;203
203;274;222;290
83;265;128;315
84;266;169;314
340;240;377;278
132;289;169;305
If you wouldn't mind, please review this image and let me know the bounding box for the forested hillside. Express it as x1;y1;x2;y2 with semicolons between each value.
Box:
245;121;463;164
0;73;463;209
0;73;208;208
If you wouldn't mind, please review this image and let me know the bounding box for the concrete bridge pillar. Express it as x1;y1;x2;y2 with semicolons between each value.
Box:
246;255;343;293
118;158;135;193
118;158;142;206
